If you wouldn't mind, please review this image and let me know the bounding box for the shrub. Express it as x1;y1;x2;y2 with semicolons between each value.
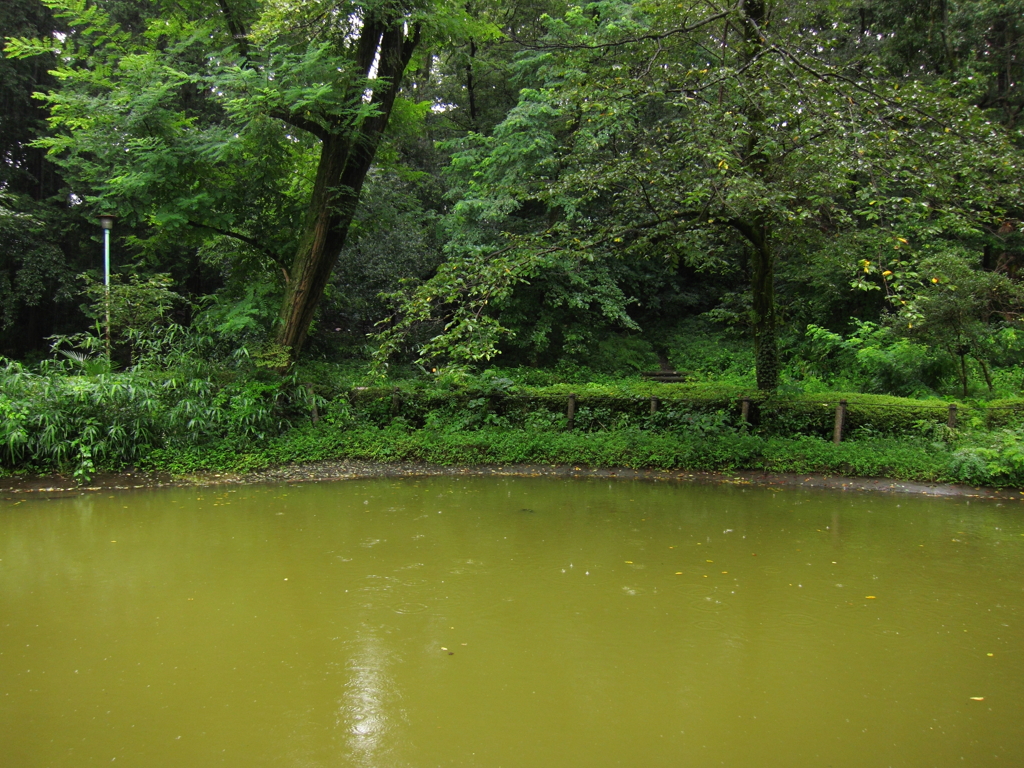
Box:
948;428;1024;487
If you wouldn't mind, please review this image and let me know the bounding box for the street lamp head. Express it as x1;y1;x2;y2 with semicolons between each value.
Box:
98;214;117;230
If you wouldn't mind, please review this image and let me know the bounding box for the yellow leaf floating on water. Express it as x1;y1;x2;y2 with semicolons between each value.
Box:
866;596;876;599
970;697;985;701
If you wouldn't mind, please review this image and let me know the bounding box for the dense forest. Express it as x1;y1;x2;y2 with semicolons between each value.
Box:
1;0;1023;484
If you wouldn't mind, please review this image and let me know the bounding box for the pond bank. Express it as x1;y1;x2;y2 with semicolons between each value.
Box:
2;460;1022;501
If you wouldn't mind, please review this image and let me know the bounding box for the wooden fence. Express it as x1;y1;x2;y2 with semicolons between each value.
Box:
358;388;1024;439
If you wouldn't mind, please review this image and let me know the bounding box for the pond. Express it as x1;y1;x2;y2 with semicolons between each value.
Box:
1;476;1022;767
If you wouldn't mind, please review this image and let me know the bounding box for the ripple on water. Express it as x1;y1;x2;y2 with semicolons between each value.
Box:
393;602;430;614
675;583;716;597
788;591;842;612
870;625;906;637
695;619;724;631
690;596;728;613
358;575;393;593
398;577;428;587
449;559;490;577
621;586;647;596
780;613;817;626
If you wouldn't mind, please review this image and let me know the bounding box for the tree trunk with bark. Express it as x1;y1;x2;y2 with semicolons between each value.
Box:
274;21;420;361
215;0;421;366
732;216;779;391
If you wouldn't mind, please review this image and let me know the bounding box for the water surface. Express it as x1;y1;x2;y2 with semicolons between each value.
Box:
2;477;1022;767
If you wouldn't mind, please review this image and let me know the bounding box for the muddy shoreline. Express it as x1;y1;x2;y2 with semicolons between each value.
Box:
2;460;1022;501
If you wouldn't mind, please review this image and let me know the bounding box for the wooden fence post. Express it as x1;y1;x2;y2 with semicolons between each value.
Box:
741;397;751;424
567;393;576;431
833;399;847;444
947;403;958;430
391;386;401;416
650;396;659;415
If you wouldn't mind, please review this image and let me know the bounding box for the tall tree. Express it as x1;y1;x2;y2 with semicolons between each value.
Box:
5;0;470;363
0;0;59;199
256;1;423;359
0;0;87;355
376;0;1022;389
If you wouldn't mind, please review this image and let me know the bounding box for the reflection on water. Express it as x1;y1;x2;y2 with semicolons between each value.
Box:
341;628;404;767
1;476;1023;767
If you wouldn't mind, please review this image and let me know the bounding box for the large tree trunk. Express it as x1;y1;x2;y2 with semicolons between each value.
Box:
274;133;355;357
274;21;420;362
733;217;779;391
750;232;779;391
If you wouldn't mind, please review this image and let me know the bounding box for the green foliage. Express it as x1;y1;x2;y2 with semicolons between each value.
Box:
367;0;1024;390
323;374;996;441
137;421;960;485
0;193;77;335
324;169;444;340
0;344;317;482
191;279;281;351
890;251;1024;396
758;435;950;482
804;321;952;397
949;428;1024;487
4;1;1024;487
0;356;164;481
804;246;1024;399
6;0;309;265
80;271;183;349
664;320;755;384
5;0;472;364
4;345;1024;486
757;393;954;439
569;334;656;375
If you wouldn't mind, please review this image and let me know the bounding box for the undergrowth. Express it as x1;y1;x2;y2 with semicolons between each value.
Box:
139;422;1018;488
3;354;1023;487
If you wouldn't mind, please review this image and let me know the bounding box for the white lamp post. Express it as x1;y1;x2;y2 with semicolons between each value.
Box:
98;214;116;357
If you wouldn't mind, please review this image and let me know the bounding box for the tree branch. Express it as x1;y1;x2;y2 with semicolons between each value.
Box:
216;0;250;61
269;108;328;141
744;17;967;138
509;4;741;51
729;216;766;252
187;220;285;269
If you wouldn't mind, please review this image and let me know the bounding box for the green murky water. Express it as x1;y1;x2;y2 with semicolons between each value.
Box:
1;477;1023;767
